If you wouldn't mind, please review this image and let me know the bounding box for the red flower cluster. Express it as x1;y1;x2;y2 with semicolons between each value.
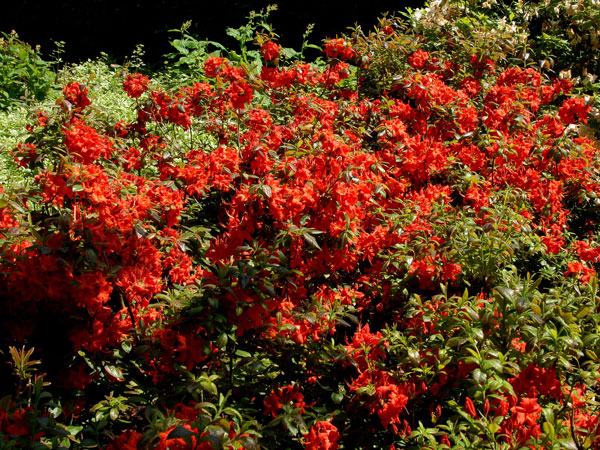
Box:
408;49;429;70
63;118;114;164
123;72;150;98
2;26;600;450
263;384;308;417
324;38;357;61
261;40;281;62
63;81;91;110
304;420;340;450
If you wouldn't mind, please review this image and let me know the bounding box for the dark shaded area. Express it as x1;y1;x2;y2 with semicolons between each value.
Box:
1;0;422;65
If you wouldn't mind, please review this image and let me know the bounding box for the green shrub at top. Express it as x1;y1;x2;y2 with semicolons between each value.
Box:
0;31;54;110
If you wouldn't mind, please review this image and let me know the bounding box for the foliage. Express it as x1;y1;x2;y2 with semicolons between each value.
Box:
0;31;55;110
1;6;600;450
0;104;32;186
58;58;138;123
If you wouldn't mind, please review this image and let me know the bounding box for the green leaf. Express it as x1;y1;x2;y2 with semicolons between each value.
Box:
495;286;516;301
542;421;554;439
85;248;97;266
331;392;344;404
0;395;12;411
488;422;500;433
204;428;226;450
302;232;321;250
482;359;503;373
104;365;124;381
121;341;132;353
555;439;578;450
167;425;196;440
216;333;228;349
261;184;272;198
200;381;218;395
37;416;50;428
65;425;83;435
577;307;591;319
226;28;241;40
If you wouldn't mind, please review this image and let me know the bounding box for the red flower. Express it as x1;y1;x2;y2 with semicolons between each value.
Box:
59;363;92;390
408;49;429;70
465;397;478;418
123;73;149;98
565;261;585;276
107;430;142;450
559;97;591;124
264;384;307;417
511;338;526;352
158;424;202;450
460;77;481;96
226;81;253;109
261;40;282;62
349;369;409;433
304;420;340;450
63;118;114;164
409;257;437;289
440;260;461;282
324;38;356;61
2;409;29;436
470;54;496;74
12;142;37;168
63;81;91;111
150;90;192;129
574;240;600;262
377;382;409;432
382;25;395;36
510;396;542;428
204;56;227;78
510;365;563;400
36;171;73;207
344;323;387;370
564;261;595;284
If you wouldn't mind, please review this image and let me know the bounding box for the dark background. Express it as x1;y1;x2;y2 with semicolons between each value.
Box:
0;0;422;65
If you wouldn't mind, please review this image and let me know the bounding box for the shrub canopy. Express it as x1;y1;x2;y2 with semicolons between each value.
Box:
1;5;600;449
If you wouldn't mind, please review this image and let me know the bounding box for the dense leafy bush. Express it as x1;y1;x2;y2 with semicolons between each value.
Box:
1;7;600;450
0;31;54;110
0;104;31;185
409;0;600;76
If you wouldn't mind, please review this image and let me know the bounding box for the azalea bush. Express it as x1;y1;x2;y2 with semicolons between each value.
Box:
1;6;600;449
408;0;600;140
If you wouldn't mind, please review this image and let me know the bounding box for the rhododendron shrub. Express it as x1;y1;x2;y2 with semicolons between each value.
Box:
1;13;600;450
